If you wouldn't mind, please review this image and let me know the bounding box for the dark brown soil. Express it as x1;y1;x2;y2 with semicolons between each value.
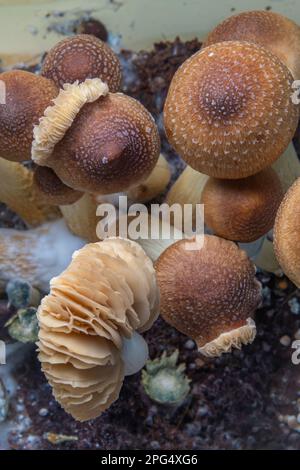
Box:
2;36;300;450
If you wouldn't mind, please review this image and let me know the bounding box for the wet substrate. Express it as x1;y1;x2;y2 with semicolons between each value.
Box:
2;37;300;450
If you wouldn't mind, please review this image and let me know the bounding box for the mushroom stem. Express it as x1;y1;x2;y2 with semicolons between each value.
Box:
61;155;171;243
272;142;300;193
121;331;149;376
238;236;266;260
0;219;85;292
0;158;60;227
254;238;282;275
127;154;171;203
60;193;99;242
166;165;209;226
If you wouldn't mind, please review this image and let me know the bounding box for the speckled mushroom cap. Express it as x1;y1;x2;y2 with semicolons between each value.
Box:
201;168;284;243
33;166;83;206
33;82;160;194
38;238;160;421
204;10;300;80
156;235;262;357
164;41;299;179
41;34;122;91
0;70;58;162
273;178;300;288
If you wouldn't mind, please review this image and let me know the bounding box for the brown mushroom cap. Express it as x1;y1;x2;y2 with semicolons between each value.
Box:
201;168;284;243
35;91;160;194
164;41;299;179
0;70;58;162
156;235;262;356
38;237;159;421
41;34;122;91
204;10;300;80
273;177;300;287
33;166;83;206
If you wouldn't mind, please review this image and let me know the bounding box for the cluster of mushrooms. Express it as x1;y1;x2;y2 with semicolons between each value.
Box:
0;10;300;421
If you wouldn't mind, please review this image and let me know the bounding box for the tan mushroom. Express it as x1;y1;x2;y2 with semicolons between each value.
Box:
273;178;300;287
156;235;262;357
41;34;122;91
0;70;58;162
201;168;283;243
38;238;160;421
204;10;300;79
164;41;299;179
32;78;160;195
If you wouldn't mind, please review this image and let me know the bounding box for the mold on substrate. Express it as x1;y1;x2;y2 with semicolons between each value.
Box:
0;35;300;450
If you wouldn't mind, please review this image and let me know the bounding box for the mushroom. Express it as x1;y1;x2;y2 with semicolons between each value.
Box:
201;168;284;243
33;166;83;206
0;70;58;161
0;219;85;292
273;177;300;287
32;78;160;195
164;41;299;179
156;235;262;357
204;10;300;79
37;237;160;421
0;157;60;227
41;34;122;91
166;143;300;222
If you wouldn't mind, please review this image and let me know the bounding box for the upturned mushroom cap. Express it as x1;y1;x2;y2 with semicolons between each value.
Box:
164;41;299;179
156;235;262;357
204;10;300;80
33;82;160;194
41;34;122;91
33;166;83;206
201;168;284;243
0;70;58;162
38;238;160;421
273;178;300;287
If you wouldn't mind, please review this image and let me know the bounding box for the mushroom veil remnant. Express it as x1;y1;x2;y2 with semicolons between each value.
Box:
164;41;299;179
273;178;300;288
38;238;160;421
32;78;160;195
41;34;122;91
204;10;300;80
156;235;262;357
0;70;58;161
